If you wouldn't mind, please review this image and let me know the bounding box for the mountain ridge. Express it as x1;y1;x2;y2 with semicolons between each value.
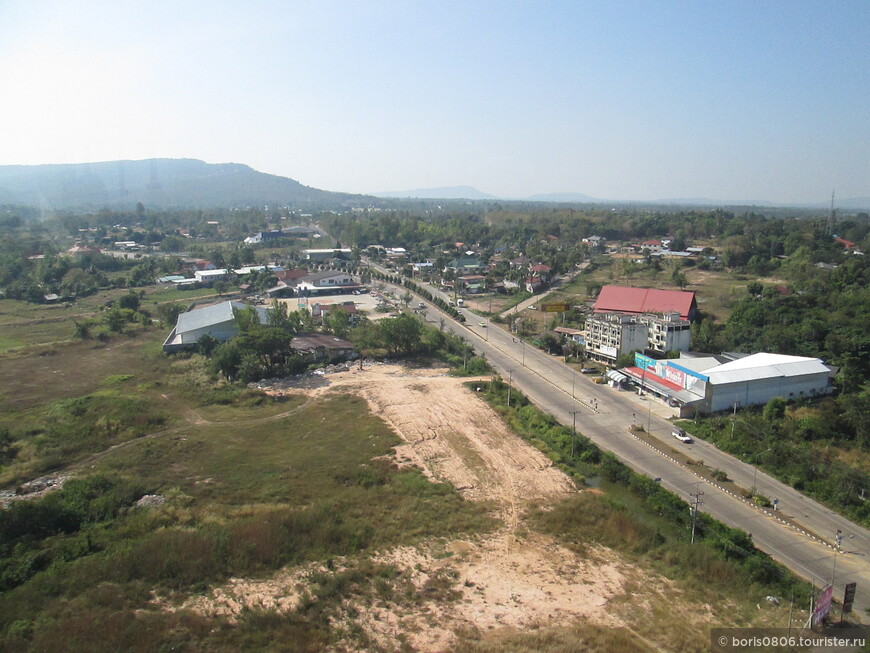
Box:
0;158;371;211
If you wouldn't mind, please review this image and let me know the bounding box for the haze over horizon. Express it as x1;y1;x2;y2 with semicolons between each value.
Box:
2;1;869;205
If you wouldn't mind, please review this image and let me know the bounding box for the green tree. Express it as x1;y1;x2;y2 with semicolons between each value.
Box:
670;264;688;290
157;303;185;327
763;397;787;421
323;309;351;338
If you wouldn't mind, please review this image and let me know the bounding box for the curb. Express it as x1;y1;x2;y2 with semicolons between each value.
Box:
626;430;837;551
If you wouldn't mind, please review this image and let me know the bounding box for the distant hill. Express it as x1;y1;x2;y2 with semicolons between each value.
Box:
375;186;498;200
0;159;373;211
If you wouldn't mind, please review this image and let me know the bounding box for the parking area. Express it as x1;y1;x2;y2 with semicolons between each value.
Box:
278;291;394;319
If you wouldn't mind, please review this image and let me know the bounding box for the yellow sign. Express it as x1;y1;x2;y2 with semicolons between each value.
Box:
542;302;569;312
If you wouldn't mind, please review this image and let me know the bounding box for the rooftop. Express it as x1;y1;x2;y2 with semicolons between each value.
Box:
593;285;696;320
175;301;269;334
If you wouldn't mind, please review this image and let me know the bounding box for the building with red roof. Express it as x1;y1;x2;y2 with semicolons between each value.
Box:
593;285;698;322
835;237;856;250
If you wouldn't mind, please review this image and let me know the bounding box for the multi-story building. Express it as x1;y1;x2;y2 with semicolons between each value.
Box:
638;312;692;354
585;311;692;365
585;313;649;365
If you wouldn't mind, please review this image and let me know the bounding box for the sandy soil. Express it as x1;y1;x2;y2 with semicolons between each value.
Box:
182;364;634;650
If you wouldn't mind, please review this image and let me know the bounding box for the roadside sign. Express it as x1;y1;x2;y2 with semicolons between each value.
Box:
842;582;857;615
813;585;834;626
542;302;569;312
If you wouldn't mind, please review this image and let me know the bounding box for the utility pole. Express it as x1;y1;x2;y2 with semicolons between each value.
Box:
690;486;704;544
730;401;737;439
571;410;581;458
750;447;772;496
507;369;513;408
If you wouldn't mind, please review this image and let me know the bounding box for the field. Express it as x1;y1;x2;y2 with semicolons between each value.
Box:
0;299;804;651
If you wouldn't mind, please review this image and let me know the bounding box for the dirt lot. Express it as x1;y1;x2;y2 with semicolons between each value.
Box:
181;364;640;650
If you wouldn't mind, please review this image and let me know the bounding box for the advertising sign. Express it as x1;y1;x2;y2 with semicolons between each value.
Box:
812;585;834;626
664;365;686;387
542;303;569;312
842;582;857;615
635;353;656;371
600;345;617;358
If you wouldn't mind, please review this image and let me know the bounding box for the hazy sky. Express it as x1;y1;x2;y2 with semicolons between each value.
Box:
2;1;869;203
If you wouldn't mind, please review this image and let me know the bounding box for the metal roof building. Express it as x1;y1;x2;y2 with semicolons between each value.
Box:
593;285;698;321
628;351;834;414
701;353;833;412
163;301;270;352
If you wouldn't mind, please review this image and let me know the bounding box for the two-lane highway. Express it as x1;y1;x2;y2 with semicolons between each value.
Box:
402;285;870;616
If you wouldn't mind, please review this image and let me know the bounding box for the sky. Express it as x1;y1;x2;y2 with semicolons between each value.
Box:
1;0;869;204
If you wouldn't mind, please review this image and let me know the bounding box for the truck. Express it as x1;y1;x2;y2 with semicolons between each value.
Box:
456;298;464;307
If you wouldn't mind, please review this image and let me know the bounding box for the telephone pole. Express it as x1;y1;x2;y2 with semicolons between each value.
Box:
690;487;704;544
571;410;581;458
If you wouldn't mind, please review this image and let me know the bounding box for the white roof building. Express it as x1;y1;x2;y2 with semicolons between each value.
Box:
194;268;230;283
631;352;835;414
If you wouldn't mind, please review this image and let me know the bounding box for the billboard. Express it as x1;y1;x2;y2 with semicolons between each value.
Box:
812;585;834;626
635;353;657;371
542;302;569;312
843;582;857;615
664;365;686;387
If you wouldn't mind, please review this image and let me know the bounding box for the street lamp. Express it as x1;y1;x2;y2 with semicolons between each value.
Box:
512;337;525;366
749;447;773;496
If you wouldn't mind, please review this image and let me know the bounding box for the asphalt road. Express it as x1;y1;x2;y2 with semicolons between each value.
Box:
399;280;870;618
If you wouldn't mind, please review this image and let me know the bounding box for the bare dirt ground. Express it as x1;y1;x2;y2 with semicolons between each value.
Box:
180;364;639;650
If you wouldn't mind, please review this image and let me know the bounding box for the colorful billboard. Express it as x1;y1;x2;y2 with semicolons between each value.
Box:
812;585;833;626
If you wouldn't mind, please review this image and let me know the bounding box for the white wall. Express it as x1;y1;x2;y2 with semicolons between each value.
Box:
707;372;831;412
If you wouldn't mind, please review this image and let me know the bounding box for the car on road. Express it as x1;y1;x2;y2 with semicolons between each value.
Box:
478;322;486;327
672;427;692;443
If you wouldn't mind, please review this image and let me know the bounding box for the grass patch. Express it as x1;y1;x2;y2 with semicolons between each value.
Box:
476;380;810;606
0;391;494;650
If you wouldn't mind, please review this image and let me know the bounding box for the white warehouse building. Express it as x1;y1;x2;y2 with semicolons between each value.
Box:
626;352;834;415
700;353;834;413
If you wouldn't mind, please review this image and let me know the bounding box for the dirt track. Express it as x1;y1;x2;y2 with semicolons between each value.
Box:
178;364;635;650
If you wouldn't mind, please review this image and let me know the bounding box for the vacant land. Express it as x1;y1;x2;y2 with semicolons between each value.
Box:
0;297;800;651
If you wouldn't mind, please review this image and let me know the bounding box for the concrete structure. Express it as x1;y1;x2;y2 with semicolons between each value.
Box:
585;313;648;364
586;308;693;364
638;312;692;354
311;301;358;325
194;269;231;284
162;301;269;352
295;271;358;295
553;326;585;344
624;352;834;414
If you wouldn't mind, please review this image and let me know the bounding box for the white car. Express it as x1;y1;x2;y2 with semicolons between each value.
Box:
672;427;692;443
